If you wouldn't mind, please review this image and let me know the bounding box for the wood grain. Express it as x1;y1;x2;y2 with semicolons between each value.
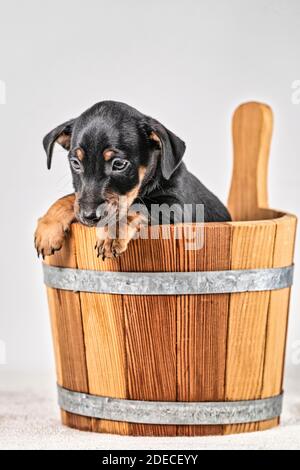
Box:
45;233;92;431
121;226;177;436
73;223;129;434
224;221;276;434
259;214;297;430
176;223;232;436
228;102;273;221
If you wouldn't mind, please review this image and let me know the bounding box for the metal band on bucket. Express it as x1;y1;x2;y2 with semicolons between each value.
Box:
57;385;283;425
43;264;294;295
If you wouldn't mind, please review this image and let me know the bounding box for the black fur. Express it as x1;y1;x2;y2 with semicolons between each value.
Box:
43;101;231;224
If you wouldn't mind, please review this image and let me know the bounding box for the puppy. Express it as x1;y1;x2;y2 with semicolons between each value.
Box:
35;101;231;259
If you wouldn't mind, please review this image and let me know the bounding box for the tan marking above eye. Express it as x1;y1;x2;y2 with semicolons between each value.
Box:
103;149;116;161
76;148;85;161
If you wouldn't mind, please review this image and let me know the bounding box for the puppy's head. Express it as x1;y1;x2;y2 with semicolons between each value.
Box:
43;101;186;226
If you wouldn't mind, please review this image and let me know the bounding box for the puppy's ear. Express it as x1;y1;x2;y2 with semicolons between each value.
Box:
43;119;76;169
148;120;186;180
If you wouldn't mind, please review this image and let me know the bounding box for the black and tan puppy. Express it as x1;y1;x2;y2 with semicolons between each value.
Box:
35;101;231;259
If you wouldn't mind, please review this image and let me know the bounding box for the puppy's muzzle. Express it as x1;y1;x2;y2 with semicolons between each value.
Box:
79;209;101;226
77;198;116;227
77;201;104;226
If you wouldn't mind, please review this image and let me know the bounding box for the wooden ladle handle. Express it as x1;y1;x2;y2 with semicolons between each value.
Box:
227;102;273;221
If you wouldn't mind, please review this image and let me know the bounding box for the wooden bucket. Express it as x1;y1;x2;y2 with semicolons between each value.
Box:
43;102;297;436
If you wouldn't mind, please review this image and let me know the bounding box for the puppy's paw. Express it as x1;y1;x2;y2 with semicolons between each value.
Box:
95;237;129;260
111;238;129;258
34;217;69;258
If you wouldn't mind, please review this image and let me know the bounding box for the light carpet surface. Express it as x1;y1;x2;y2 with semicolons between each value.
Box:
0;372;299;450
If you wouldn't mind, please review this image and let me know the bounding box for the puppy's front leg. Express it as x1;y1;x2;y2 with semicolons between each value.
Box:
35;194;75;258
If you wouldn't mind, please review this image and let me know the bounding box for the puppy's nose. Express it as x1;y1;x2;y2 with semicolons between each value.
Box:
81;210;100;223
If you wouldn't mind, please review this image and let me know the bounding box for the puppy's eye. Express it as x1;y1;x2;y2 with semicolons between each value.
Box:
111;158;129;172
70;158;82;173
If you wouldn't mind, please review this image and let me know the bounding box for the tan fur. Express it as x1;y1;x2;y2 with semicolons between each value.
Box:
149;131;161;147
103;149;115;161
56;133;71;150
34;194;75;258
76;148;85;161
139;166;147;184
123;166;146;206
104;166;147;209
95;167;147;259
104;190;119;206
95;212;146;259
73;192;80;218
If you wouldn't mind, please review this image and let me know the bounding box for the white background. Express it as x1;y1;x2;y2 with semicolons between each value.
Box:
0;0;299;380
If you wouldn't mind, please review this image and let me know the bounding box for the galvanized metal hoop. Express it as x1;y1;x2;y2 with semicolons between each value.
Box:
43;264;294;295
57;385;283;425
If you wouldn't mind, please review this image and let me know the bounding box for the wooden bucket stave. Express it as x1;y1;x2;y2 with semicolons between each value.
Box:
44;102;297;436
